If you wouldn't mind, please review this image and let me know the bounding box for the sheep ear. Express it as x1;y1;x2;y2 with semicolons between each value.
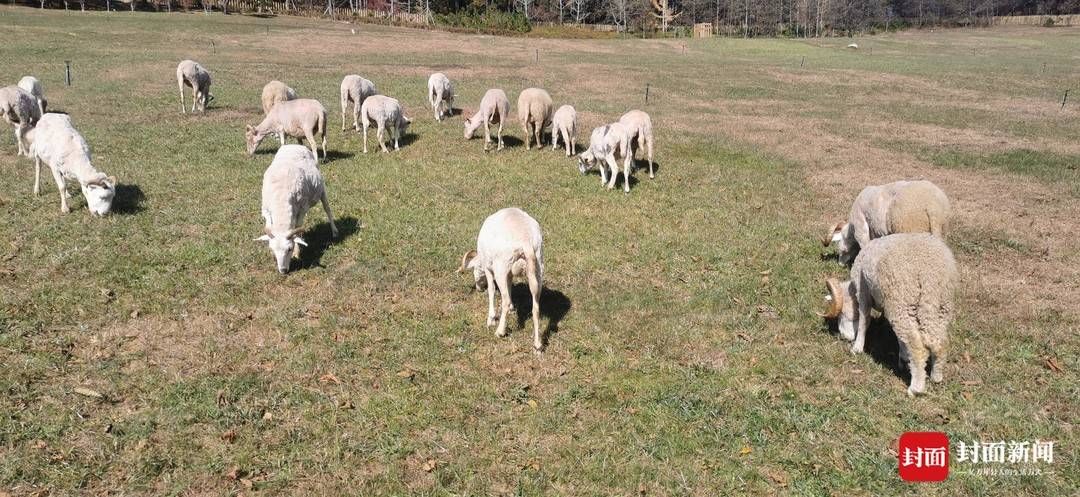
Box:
819;278;845;318
458;250;477;273
294;237;308;247
254;234;272;242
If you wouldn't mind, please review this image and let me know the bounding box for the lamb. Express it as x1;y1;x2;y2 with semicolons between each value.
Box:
17;76;46;115
0;86;41;156
821;233;958;396
550;105;576;156
463;89;510;152
427;72;454;122
254;144;339;274
824;180;950;265
517;88;553;150
261;80;298;115
245;98;328;160
618;110;656;179
458;207;545;353
359;94;411;153
577;123;635;193
26;113;116;215
339;75;377;131
176;60;212;113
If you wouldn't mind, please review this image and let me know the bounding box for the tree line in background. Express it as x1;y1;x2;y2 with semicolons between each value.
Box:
18;0;1080;35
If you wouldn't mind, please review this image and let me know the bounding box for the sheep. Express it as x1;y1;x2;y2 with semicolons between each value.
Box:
261;80;298;115
254;144;339;274
517;88;553;150
550;105;576;157
359;94;411;154
0;86;41;156
618;109;656;179
821;233;958;396
339;75;377;131
245;98;328;160
26;113;116;215
458;207;545;353
463;89;510;152
176;60;212;113
577;123;635;193
427;72;454;122
824;180;950;265
17;76;46;115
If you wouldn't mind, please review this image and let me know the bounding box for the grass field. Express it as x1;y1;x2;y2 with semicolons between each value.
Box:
1;7;1077;496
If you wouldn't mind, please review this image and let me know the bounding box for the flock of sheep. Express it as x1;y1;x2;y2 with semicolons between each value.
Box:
1;57;958;395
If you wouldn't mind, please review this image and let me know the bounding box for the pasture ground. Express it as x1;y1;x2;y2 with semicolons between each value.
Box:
0;7;1077;495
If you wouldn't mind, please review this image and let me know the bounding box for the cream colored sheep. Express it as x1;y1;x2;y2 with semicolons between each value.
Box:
177;60;212;113
428;73;454;121
463;89;510;152
0;86;41;156
359;95;411;153
824;180;950;265
27;114;116;215
517;88;553;150
261;80;298;115
340;75;377;131
245;98;327;160
550;105;576;156
618;110;655;178
17;76;46;115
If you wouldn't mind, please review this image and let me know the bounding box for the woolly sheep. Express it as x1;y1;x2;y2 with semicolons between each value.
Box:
261;80;298;115
339;75;377;131
577;123;634;193
26;113;116;215
17;76;46;115
245;98;328;160
254;144;339;274
550;105;576;156
427;72;454;122
458;207;545;353
618;109;656;179
517;88;553;150
0;86;41;156
821;233;958;396
359;94;411;154
176;60;212;113
824;180;950;265
463;89;510;152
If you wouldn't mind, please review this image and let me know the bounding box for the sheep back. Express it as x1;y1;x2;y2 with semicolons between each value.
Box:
261;145;325;232
887;180;950;237
516;88;553;127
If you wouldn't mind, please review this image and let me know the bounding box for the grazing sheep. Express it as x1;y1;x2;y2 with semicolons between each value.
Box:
821;233;958;396
255;144;339;274
550;105;577;156
824;180;950;265
359;94;411;154
427;72;454;121
17;76;46;115
176;60;212;113
27;113;116;215
261;80;298;115
339;75;377;131
463;89;510;152
517;88;553;150
577;123;635;193
0;86;41;156
245;98;328;160
618;109;656;178
458;207;545;353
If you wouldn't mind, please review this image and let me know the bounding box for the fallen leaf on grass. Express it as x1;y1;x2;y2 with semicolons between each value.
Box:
221;429;237;443
739;446;752;456
421;459;437;472
526;399;538;408
319;373;340;384
396;369;416;380
74;387;103;399
1044;357;1064;373
737;333;752;342
225;466;241;480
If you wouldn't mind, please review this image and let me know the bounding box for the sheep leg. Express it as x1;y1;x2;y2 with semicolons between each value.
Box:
562;128;572;156
604;153;620;189
321;190;339;238
929;342;947;383
51;167;69;213
482;119;492;152
647;135;655;178
850;284;871;354
551;126;559;151
305;130;318;160
485;268;497;327
494;268;512;337
353;106;362;132
179;80;186;114
623;154;633;194
33;156;42;195
534;123;543;150
497;120;505;151
526;262;542;353
377;123;388;153
341;97;348;131
14;126;24;156
362;121;369;153
523;122;531;150
902;331;930;396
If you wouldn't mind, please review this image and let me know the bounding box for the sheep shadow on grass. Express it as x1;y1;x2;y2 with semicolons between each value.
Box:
292;216;361;272
112;184;146;215
823;315;909;383
510;284;572;348
322;150;354;164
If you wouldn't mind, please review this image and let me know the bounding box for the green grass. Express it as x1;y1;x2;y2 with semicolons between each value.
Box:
0;8;1077;496
925;148;1080;197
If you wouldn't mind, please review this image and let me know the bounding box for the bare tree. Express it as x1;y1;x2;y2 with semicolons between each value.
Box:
569;0;590;23
607;0;631;30
517;0;534;20
651;0;681;31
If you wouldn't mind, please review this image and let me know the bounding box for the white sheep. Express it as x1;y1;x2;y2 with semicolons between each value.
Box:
550;105;576;156
261;80;298;115
618;109;656;179
577;123;634;193
255;144;339;274
339;75;377;131
359;94;411;154
463;89;510;152
245;98;328;160
517;88;553;150
0;86;41;156
821;233;957;396
824;180;950;265
176;60;212;113
17;76;46;115
26;113;116;215
427;72;454;122
459;207;545;353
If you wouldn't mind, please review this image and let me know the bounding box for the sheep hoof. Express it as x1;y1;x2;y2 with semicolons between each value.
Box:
849;345;863;355
486;317;497;327
533;346;543;356
906;388;916;397
60;206;70;214
495;328;508;337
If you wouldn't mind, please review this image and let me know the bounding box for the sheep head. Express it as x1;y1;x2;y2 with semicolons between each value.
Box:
577;151;596;174
821;278;855;340
244;124;266;156
821;222;845;247
81;174;116;216
255;227;307;274
458;249;485;291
